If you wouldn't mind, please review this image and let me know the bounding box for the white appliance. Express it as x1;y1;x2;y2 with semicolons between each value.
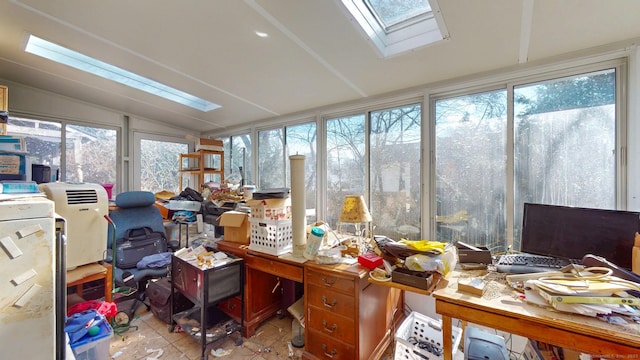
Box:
0;196;64;359
39;182;108;270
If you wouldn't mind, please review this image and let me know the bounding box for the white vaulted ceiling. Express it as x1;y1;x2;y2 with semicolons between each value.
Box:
1;0;640;133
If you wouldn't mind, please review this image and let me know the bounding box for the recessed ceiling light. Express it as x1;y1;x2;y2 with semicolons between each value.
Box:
255;31;269;38
24;34;221;112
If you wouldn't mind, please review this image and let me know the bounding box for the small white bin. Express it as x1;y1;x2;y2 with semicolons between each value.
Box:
248;218;293;255
394;311;462;360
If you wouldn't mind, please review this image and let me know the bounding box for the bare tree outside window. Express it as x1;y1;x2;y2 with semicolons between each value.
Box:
326;115;366;227
140;139;187;194
258;128;284;190
370;104;421;239
286;122;317;222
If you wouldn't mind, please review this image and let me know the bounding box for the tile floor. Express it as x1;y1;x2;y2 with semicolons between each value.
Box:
108;304;396;360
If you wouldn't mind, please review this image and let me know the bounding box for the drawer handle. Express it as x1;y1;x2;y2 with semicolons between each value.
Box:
321;277;335;286
322;320;337;334
321;295;337;309
229;303;236;311
322;344;337;358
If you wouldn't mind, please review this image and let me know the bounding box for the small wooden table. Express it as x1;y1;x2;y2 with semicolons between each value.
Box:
66;262;112;303
433;270;640;359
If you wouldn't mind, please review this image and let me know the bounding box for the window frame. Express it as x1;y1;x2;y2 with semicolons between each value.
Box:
429;58;627;250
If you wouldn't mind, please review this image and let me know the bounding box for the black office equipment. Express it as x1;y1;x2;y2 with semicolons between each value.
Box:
497;203;640;273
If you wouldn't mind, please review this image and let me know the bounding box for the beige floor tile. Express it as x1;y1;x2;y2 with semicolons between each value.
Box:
107;305;395;359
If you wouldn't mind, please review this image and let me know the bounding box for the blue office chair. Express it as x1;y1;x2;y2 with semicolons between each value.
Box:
106;191;174;326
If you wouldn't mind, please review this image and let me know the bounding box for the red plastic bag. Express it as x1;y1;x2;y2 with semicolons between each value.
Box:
67;299;117;317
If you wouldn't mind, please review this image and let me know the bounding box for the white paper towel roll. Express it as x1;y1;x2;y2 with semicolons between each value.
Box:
289;154;306;257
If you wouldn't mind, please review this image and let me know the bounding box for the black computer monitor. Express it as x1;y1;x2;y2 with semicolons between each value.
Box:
520;203;640;270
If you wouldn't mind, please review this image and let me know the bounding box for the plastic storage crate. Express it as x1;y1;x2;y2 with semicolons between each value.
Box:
394;311;462;360
248;217;293;255
70;320;113;360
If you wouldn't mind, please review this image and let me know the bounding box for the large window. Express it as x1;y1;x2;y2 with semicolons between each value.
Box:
325;103;422;239
224;134;252;187
370;104;421;239
286;122;317;222
326;114;366;227
435;90;507;251
139;139;188;194
66;124;117;184
513;69;617;248
8;116;117;189
258;128;285;189
434;66;619;252
256;122;317;221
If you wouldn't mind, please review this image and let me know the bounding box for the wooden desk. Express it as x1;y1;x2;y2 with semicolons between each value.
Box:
433;271;640;359
216;240;403;359
66;262;112;303
216;240;295;337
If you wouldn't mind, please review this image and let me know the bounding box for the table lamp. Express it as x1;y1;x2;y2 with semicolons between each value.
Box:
339;195;372;254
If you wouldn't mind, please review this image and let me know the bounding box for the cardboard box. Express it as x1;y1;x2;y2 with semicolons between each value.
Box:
219;211;250;244
196;138;223;151
247;197;291;220
0;153;25;174
457;277;487;296
155;200;174;219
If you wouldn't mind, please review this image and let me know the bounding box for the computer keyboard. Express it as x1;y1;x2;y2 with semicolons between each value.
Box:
495;253;574;274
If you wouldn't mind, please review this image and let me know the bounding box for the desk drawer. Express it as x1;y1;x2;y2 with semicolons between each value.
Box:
307;329;354;360
218;295;242;319
245;253;303;282
307;306;354;344
307;284;354;318
306;270;354;294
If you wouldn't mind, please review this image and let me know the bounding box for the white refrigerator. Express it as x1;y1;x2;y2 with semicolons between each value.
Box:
0;196;65;359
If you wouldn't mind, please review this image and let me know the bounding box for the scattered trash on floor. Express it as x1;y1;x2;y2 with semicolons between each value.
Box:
146;348;164;359
111;351;123;358
211;348;232;357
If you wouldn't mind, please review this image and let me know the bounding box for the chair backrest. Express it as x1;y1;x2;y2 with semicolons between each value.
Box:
107;191;167;248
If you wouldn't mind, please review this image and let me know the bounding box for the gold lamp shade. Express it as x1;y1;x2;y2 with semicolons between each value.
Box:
339;195;372;223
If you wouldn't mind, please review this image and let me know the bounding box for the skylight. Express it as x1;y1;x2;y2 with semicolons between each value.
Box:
340;0;449;58
25;34;220;112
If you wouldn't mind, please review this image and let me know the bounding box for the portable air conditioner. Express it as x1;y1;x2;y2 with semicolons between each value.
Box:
39;182;108;270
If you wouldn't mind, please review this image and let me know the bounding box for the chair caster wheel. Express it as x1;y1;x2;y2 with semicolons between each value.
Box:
114;311;130;326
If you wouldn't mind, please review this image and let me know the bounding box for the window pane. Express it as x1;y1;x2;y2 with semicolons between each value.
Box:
513;69;616;249
7;117;61;182
225;134;252;186
66;124;117;188
326;114;366;227
258;128;284;189
286;122;317;222
366;0;431;29
140;139;187;194
435;90;507;252
370;104;421;239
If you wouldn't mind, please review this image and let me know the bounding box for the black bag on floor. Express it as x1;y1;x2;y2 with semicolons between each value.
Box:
147;277;193;324
115;227;166;269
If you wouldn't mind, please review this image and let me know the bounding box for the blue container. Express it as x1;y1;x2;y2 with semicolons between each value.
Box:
70;320;113;360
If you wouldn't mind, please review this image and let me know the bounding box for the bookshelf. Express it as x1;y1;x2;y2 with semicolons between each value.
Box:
178;149;224;191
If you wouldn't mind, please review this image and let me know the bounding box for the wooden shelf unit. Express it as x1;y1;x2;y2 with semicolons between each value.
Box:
178;149;224;191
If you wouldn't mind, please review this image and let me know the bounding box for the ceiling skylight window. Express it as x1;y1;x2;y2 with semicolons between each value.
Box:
340;0;449;58
25;34;220;112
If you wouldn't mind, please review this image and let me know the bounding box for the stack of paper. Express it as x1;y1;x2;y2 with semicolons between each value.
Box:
524;276;640;317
